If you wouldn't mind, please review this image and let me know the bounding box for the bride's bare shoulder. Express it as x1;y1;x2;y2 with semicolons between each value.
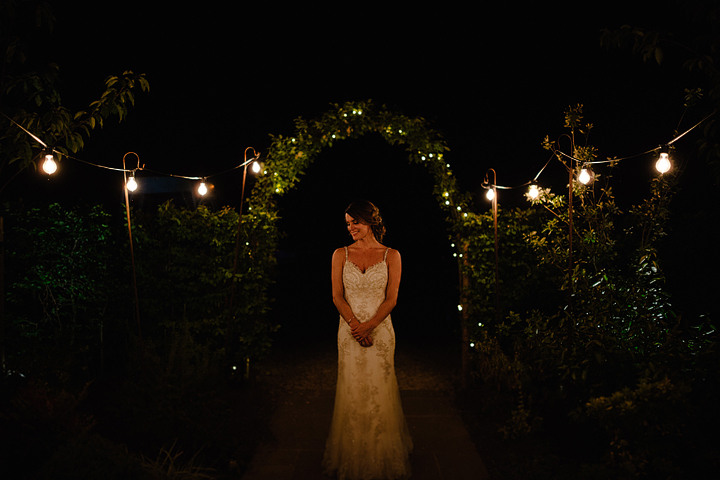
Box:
385;247;401;261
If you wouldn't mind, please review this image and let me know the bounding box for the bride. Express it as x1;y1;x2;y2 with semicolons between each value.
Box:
322;200;413;480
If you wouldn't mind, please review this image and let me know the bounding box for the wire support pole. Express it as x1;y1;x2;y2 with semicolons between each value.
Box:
123;152;142;341
484;168;501;323
226;147;258;372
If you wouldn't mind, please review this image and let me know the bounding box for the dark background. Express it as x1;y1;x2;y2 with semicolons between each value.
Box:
10;1;712;342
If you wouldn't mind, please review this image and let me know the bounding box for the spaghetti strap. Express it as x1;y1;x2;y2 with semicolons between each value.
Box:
344;246;348;259
384;248;389;261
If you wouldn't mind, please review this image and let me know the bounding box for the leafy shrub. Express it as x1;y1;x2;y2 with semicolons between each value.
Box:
462;105;719;474
4;202;122;382
131;201;279;368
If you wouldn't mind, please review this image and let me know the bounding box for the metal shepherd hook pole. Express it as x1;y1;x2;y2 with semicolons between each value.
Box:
226;147;259;375
123;152;142;341
484;169;500;323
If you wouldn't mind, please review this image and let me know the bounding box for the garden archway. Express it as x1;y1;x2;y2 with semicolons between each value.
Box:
246;100;474;378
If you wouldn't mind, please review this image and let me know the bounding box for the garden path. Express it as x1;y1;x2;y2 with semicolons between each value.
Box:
241;333;489;480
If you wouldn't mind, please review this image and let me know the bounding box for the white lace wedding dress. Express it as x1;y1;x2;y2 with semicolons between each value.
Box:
322;247;413;480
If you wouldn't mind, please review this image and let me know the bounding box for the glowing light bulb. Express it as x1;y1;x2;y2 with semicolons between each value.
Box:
656;153;671;174
486;188;495;201
528;184;539;199
578;168;592;185
126;176;138;192
251;161;261;174
457;305;463;311
42;155;57;174
198;182;208;196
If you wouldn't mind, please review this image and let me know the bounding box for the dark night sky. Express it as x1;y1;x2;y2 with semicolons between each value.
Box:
12;1;711;337
43;1;687;197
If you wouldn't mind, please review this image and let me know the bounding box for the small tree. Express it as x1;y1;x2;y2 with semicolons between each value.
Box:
0;0;148;373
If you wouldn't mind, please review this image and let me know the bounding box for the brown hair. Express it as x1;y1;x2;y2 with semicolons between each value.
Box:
345;200;386;242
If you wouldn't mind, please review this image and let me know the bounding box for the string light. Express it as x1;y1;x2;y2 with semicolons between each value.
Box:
5;101;714;204
126;174;138;192
42;150;57;175
528;184;539;199
198;179;208;196
656;151;671;174
578;167;594;185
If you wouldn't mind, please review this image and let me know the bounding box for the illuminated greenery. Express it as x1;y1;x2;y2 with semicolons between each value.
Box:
249;100;469;213
464;105;718;477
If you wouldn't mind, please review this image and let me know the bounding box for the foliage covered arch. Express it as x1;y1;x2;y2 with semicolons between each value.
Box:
247;99;471;248
245;100;479;376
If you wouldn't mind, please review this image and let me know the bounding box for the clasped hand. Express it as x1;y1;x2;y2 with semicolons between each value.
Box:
349;318;376;347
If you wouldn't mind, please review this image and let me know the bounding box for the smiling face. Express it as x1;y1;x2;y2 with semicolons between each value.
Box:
345;213;373;242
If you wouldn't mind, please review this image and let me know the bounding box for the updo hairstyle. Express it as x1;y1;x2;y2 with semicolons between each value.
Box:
345;200;386;242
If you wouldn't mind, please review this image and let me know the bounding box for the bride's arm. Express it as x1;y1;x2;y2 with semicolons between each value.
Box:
351;249;401;339
332;248;372;346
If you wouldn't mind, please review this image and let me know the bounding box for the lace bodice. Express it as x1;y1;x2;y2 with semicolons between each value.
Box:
342;247;389;324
